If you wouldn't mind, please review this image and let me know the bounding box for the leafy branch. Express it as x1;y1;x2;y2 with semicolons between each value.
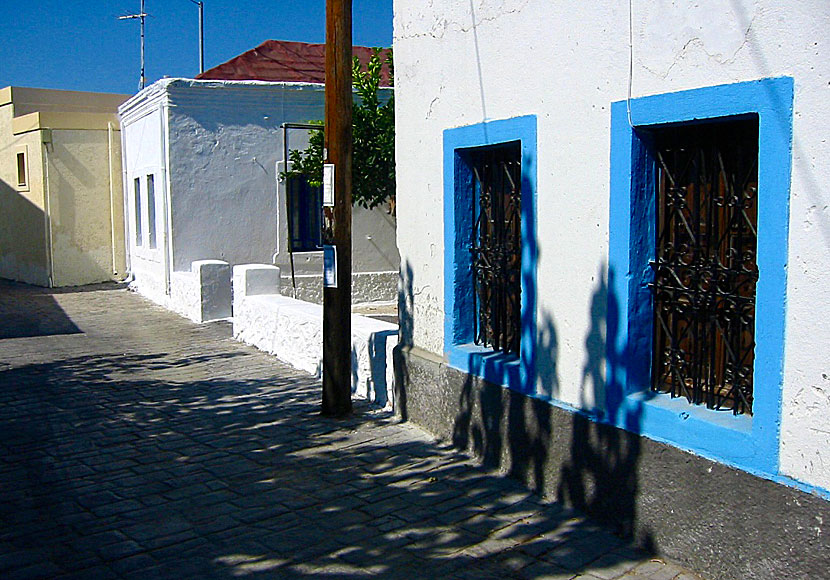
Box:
281;48;395;210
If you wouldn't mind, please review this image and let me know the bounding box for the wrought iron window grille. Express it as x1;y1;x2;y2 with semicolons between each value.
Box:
648;118;759;415
468;142;522;356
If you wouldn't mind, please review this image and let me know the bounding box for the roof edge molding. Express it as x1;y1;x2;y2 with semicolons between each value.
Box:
12;111;121;134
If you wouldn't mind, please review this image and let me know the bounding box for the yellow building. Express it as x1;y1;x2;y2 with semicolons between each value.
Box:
0;86;128;287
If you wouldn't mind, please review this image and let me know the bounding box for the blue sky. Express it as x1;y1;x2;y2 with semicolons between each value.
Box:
0;0;393;96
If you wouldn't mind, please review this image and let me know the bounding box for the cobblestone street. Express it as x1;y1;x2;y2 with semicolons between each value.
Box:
0;281;704;579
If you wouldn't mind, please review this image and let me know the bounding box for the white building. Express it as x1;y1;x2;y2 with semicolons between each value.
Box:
119;41;398;313
393;2;829;578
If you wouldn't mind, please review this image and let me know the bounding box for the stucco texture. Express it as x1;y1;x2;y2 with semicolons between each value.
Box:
47;128;124;286
121;79;399;306
393;0;829;492
1;87;127;287
0;102;49;286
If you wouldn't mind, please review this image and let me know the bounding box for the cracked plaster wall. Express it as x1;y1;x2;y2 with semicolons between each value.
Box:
121;79;400;308
166;81;325;272
393;0;830;491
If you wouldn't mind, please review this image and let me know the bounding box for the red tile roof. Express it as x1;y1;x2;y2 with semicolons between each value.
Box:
196;40;392;87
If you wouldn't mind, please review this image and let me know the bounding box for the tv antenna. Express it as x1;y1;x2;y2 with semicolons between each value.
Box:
189;1;204;74
119;0;149;90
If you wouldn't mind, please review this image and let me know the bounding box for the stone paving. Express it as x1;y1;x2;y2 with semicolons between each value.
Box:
0;280;705;579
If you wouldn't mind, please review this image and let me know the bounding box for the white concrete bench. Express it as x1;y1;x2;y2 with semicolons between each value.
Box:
233;263;281;297
233;263;398;409
170;259;232;323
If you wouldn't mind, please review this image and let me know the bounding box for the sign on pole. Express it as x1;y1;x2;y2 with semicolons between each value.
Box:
323;245;337;288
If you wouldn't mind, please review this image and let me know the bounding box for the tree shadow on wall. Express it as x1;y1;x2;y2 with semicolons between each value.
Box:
393;259;415;421
450;313;556;496
557;266;654;543
393;241;656;558
447;264;654;547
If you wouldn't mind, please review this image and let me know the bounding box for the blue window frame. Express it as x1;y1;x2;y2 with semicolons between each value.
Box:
608;78;793;476
443;115;537;392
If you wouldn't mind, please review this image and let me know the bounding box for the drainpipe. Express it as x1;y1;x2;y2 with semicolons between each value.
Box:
107;122;119;279
42;135;55;287
119;115;132;280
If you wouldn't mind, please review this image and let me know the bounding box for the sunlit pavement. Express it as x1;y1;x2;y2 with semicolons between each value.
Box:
0;280;704;579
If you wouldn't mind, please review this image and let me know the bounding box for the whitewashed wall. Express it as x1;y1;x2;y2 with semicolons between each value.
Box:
121;88;167;304
121;79;400;307
393;0;830;491
166;81;323;271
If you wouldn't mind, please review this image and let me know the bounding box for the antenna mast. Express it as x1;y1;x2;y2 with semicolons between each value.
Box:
189;1;204;74
119;0;148;90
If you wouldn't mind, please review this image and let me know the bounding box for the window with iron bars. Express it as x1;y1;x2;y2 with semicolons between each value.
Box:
469;141;522;356
650;118;759;415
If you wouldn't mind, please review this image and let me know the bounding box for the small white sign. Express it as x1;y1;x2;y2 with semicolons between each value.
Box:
323;245;337;288
323;163;335;206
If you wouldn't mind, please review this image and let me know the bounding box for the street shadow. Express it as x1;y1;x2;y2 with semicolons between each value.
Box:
0;336;665;579
0;279;82;339
442;264;653;545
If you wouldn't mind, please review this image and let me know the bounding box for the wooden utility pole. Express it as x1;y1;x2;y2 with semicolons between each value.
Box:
322;0;353;417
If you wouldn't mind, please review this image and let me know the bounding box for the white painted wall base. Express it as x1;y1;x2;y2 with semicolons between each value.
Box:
168;271;201;322
279;270;399;304
233;263;281;297
233;264;398;409
194;260;231;322
234;294;323;374
159;260;232;323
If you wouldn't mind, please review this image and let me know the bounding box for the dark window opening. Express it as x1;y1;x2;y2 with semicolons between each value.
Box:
469;141;522;355
147;174;157;249
134;177;142;247
287;175;323;252
650;118;759;415
16;152;27;188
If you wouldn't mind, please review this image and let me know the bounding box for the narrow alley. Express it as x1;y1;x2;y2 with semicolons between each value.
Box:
0;281;701;579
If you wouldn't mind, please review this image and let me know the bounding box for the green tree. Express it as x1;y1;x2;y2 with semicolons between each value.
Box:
282;48;395;210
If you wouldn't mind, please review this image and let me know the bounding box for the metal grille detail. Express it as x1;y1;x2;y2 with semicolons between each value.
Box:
469;142;522;355
651;120;759;415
